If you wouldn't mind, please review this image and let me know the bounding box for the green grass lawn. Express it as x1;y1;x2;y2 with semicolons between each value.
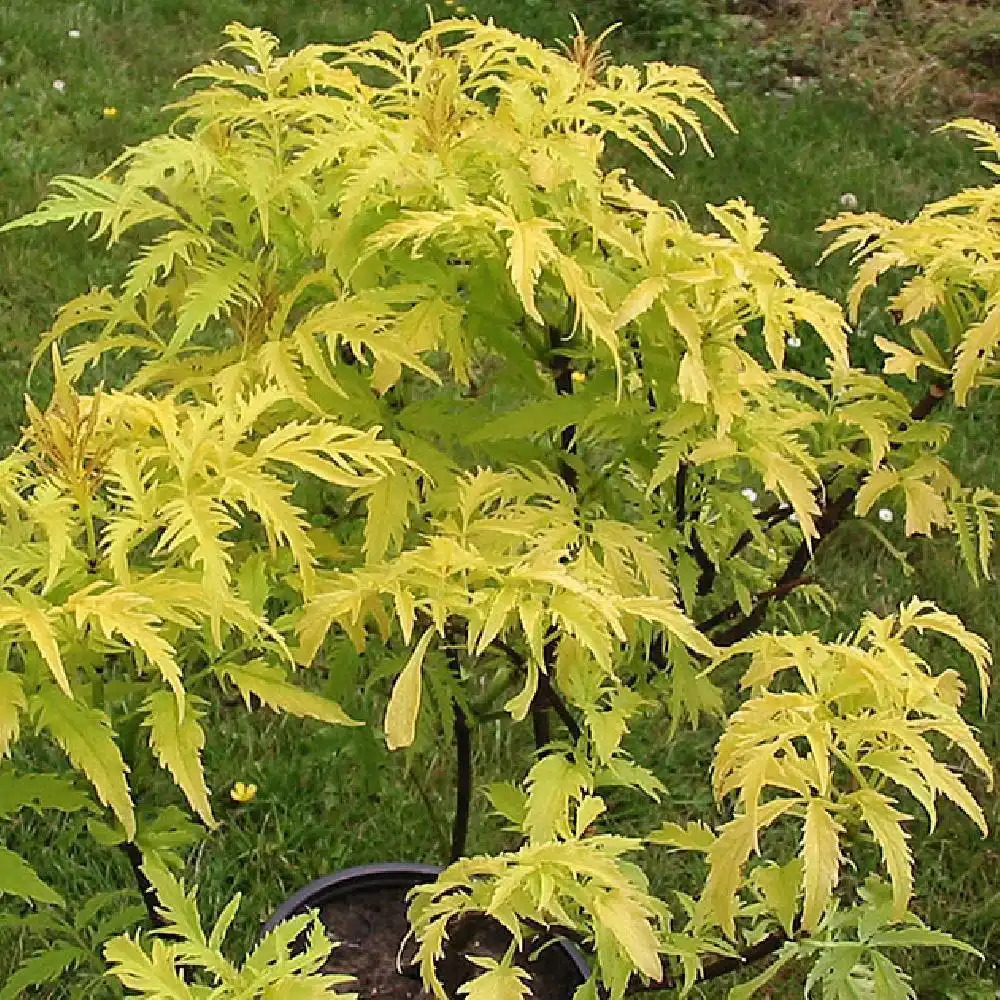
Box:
1;1;999;997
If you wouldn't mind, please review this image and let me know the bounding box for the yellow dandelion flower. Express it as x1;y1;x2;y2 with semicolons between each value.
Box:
230;781;257;803
571;370;586;384
102;106;118;119
444;0;456;5
456;3;467;11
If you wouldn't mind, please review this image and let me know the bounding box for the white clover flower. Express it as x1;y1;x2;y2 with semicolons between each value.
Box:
52;79;66;93
789;511;799;524
67;28;81;39
878;507;894;523
741;487;758;504
786;335;802;348
839;192;859;211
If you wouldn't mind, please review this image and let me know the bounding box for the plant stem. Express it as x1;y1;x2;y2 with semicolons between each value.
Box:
548;322;578;491
491;637;582;743
531;697;552;753
118;841;164;930
696;575;815;636
675;460;716;592
451;702;472;861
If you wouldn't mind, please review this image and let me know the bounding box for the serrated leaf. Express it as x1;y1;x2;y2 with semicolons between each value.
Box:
647;820;716;852
219;662;359;727
870;951;914;1000
898;599;992;714
31;686;134;838
525;753;590;843
701;800;794;937
802;799;843;931
901;477;949;537
460;959;531;1000
855;467;899;517
0;946;86;1000
853;789;913;920
752;858;802;936
8;603;71;697
728;951;796;1000
575;794;606;837
502;217;560;325
871;927;981;954
0;772;92;818
143;690;216;829
208;892;242;953
0;846;64;906
487;783;528;827
593;889;662;981
362;471;416;564
954;308;1000;406
859;750;937;830
103;935;195;999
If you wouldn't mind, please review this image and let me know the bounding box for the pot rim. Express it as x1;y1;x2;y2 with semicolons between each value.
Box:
261;861;592;985
261;862;443;935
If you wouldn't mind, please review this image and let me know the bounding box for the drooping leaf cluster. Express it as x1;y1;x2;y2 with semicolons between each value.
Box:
0;352;409;905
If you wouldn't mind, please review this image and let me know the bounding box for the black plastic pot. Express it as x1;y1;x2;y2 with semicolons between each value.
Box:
263;862;591;999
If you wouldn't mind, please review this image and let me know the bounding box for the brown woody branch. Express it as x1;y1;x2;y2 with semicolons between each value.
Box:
490;637;583;744
700;378;951;648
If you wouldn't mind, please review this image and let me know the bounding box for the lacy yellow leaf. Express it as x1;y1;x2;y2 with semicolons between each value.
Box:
502;217;560;325
901;478;949;537
646;820;716;852
954;308;1000;406
898;598;992;713
362;471;417;565
143;690;216;829
2;603;71;698
853;789;913;920
220;662;359;727
67;587;186;716
700;800;794;937
855;466;900;517
752;858;803;936
593;890;663;981
801;799;843;931
32;686;135;838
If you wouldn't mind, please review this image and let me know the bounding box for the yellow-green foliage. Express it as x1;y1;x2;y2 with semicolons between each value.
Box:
2;14;1000;1000
822;118;1000;408
0;349;408;889
103;860;352;998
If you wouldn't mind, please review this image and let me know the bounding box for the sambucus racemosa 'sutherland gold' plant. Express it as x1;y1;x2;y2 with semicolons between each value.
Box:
3;12;1000;998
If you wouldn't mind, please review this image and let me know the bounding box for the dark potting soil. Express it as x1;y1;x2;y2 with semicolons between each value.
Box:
316;884;583;1000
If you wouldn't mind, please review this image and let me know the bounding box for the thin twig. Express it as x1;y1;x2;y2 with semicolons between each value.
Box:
491;637;582;743
696;576;815;636
702;379;951;648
